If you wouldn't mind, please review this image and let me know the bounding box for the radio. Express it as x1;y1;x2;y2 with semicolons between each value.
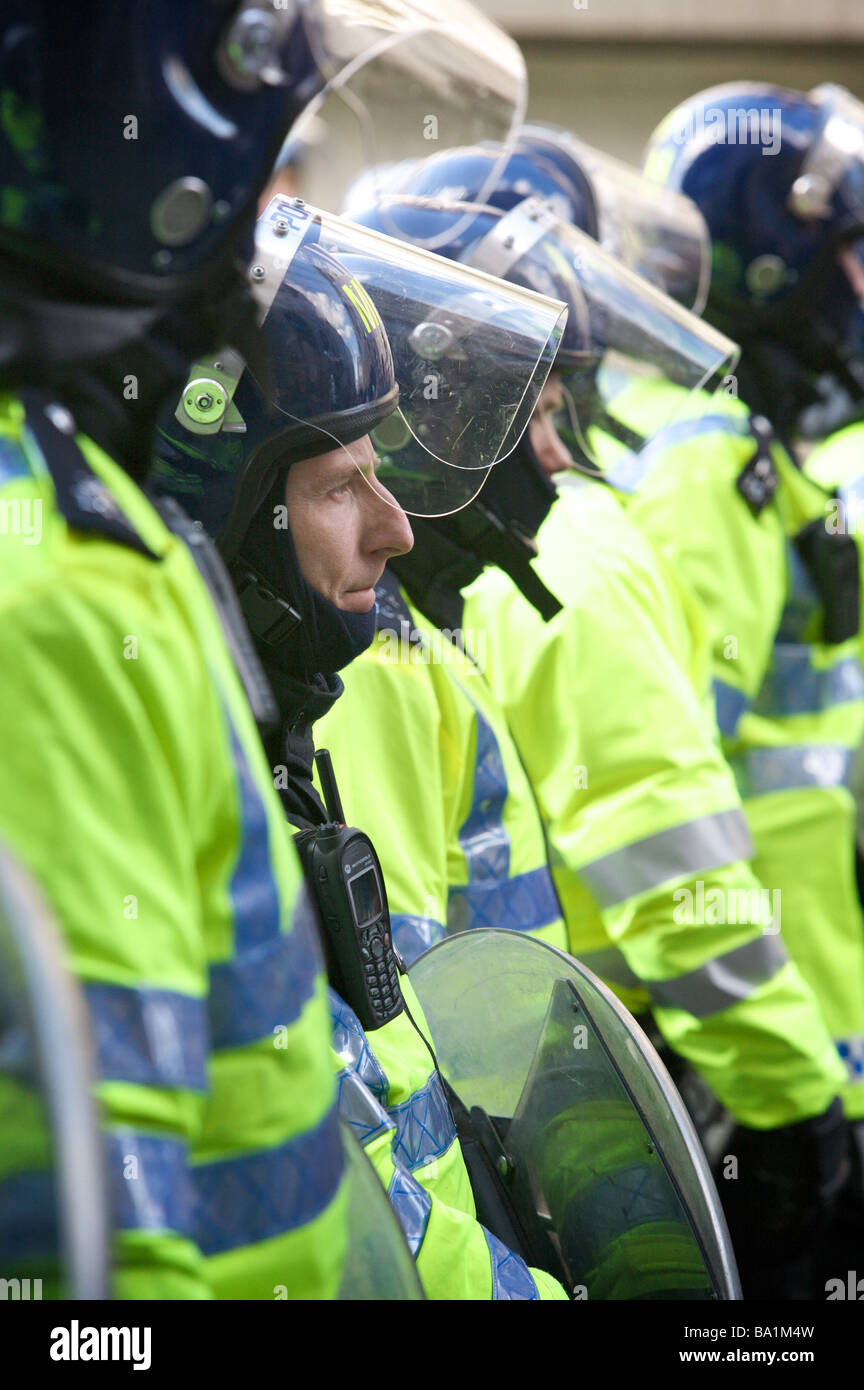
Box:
295;750;404;1031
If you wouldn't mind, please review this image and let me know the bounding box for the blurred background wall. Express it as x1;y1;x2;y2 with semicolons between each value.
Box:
283;2;864;209
481;0;864;163
516;42;864;164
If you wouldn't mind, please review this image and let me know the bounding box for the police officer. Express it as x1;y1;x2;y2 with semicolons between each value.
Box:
503;124;864;1133
154;197;570;1300
640;88;864;1283
0;0;526;1300
338;164;858;1298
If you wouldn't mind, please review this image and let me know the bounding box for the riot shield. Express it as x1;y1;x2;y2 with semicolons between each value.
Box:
337;1122;425;1300
409;929;739;1300
0;844;109;1300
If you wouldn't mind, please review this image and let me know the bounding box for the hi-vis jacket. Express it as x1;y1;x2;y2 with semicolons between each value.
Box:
621;391;864;1117
463;472;846;1129
807;418;864;957
315;577;569;1298
806;418;864;646
0;394;347;1298
317;576;569;967
329;981;566;1300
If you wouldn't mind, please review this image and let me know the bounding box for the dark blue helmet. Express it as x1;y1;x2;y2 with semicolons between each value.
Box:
1;0;524;302
389;134;711;313
644;82;864;356
350;195;591;376
515;125;712;313
512;132;600;237
378;143;598;237
152;234;396;562
352;192;734;465
0;1;333;298
152;195;567;556
348;194;571;621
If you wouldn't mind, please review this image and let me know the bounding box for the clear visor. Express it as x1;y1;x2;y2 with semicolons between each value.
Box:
464;200;738;471
575;142;712;314
254;197;566;471
257;409;496;518
793;84;864;221
282;0;527;247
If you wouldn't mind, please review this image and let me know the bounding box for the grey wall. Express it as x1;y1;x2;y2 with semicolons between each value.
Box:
482;0;864;41
520;40;864;164
285;36;864;209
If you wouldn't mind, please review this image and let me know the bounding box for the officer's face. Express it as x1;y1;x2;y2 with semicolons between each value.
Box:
529;374;575;478
285;434;414;612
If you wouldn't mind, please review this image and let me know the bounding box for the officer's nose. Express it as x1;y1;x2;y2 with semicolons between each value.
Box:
528;410;574;478
364;477;414;558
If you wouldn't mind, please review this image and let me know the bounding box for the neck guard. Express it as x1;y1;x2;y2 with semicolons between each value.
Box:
235;474;378;685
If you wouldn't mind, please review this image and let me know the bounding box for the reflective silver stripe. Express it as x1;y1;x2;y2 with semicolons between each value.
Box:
731;745;854;798
388;1165;432;1257
390;913;446;967
753;646;864;719
648;934;789;1018
574;946;642;991
485;1228;541;1300
605;411;749;494
578;809;755;908
335;1069;394;1148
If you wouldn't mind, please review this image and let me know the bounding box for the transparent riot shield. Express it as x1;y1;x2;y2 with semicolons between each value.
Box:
0;844;109;1300
409;929;739;1301
337;1122;424;1300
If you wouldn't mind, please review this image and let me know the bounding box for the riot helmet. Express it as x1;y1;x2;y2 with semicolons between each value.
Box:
0;0;526;300
349;191;735;625
153;198;567;672
380;152;737;474
643;83;864;429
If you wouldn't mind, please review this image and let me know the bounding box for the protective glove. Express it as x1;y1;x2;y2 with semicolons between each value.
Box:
814;1118;864;1297
719;1097;851;1300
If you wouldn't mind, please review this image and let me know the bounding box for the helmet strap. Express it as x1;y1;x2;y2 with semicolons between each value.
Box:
391;434;563;628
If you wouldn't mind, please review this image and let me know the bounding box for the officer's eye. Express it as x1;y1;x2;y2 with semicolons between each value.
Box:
327;473;356;500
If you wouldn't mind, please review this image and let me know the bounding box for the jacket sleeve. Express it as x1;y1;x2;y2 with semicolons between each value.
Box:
0;553;347;1299
626;420;789;732
0;568;217;1297
469;489;845;1129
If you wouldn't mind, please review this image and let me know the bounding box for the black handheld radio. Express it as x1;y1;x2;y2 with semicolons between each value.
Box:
294;750;405;1031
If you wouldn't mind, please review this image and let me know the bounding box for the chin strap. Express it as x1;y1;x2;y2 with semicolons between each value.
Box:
392;500;563;635
231;560;304;662
392;431;564;628
455;500;563;622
